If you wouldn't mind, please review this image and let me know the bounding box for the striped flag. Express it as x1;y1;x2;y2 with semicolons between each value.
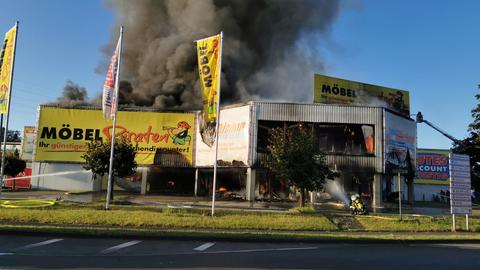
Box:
102;37;121;119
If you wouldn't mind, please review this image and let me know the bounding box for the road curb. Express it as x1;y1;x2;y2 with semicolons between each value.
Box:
1;223;480;244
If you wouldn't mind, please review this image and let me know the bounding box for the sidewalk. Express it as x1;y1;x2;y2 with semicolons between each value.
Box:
0;221;479;243
0;189;461;215
0;190;296;212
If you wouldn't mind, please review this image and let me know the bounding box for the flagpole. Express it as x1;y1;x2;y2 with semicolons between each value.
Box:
0;114;3;196
105;26;123;210
0;21;18;198
211;32;223;216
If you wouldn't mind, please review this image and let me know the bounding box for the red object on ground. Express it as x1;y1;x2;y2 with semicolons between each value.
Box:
3;167;32;190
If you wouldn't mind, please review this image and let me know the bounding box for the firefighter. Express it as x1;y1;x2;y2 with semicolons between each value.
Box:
349;194;367;215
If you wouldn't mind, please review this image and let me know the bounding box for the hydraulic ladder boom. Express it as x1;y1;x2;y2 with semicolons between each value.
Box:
416;112;462;144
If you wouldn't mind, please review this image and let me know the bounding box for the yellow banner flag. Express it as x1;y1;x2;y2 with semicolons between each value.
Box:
196;34;221;124
0;25;17;114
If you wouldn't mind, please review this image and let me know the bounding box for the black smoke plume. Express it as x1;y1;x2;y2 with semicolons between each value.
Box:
102;0;340;109
53;80;89;106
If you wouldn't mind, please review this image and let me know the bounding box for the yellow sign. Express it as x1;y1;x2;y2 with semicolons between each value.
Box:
35;107;195;165
0;25;17;114
314;74;410;116
196;34;221;124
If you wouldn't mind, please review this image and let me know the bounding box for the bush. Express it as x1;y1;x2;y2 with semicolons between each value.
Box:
4;154;26;177
82;139;137;177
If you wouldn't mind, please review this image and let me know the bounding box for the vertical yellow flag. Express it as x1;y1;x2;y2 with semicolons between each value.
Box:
196;34;221;124
0;25;17;114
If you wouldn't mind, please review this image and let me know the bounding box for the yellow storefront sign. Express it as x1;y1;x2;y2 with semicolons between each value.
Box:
35;107;195;165
313;74;410;117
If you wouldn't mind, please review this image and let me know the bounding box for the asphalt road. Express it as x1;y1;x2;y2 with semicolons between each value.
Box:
0;234;479;269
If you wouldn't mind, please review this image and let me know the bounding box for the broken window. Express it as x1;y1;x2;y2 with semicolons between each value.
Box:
314;124;374;155
257;121;374;156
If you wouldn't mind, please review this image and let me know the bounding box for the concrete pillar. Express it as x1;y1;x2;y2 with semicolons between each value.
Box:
140;167;148;195
372;173;383;208
407;178;415;206
92;173;102;192
36;162;43;189
194;169;199;197
310;191;317;205
246;168;256;201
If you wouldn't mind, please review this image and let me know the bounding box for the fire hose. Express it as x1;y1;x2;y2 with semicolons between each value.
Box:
0;198;56;208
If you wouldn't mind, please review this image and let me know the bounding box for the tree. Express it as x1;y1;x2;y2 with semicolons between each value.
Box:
3;152;27;190
4;154;26;177
452;86;480;191
267;125;337;207
81;139;137;201
467;86;480;132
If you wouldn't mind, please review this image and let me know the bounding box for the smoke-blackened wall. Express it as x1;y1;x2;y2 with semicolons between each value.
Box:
102;0;340;109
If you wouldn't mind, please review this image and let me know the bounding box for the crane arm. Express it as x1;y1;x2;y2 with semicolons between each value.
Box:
416;112;462;145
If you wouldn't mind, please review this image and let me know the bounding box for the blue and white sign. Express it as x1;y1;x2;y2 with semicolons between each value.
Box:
449;154;472;215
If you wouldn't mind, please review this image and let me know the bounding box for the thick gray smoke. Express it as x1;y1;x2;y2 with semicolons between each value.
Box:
102;0;340;109
53;80;89;106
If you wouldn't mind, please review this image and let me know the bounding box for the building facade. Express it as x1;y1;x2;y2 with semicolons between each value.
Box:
31;102;417;208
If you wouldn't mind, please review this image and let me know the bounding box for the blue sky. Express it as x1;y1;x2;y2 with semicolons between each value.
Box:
0;0;113;132
0;0;478;150
323;0;480;149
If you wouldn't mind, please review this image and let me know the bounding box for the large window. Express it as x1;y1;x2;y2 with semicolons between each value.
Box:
257;121;374;156
314;124;374;156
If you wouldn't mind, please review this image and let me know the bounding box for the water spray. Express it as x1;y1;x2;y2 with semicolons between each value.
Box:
4;170;89;181
324;179;350;207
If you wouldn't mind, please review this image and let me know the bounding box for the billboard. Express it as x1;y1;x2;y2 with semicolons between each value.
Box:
195;105;251;167
21;126;36;161
384;111;416;174
314;74;410;117
449;154;472;214
415;149;450;185
35;107;195;165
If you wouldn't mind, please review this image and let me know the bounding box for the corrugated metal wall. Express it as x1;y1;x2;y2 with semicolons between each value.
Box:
37;103;387;172
251;102;384;173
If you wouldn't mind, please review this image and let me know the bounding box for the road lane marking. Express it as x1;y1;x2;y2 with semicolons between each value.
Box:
204;246;318;254
193;242;215;251
13;238;64;251
101;240;142;254
0;252;13;256
411;243;480;250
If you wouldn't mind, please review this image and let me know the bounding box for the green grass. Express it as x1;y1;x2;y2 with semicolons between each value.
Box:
1;201;480;242
288;207;317;214
356;215;480;232
0;204;338;231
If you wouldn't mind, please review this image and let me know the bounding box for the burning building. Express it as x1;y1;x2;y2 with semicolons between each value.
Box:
193;100;416;208
30;2;418;207
31;90;416;209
